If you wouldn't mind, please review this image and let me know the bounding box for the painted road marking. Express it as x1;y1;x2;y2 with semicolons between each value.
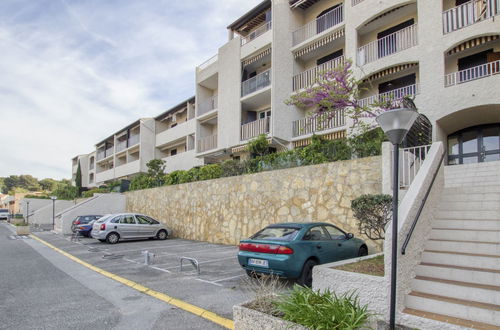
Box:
30;234;234;329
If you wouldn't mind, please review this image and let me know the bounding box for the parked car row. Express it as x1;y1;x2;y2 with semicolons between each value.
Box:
72;213;172;244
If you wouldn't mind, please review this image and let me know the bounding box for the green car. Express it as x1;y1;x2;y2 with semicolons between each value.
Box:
238;222;368;286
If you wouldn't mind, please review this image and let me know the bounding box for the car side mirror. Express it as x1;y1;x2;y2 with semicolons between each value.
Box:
346;233;354;239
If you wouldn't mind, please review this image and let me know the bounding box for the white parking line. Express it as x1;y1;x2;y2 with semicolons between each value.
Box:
195;278;223;287
212;274;244;283
103;241;210;254
159;256;236;270
149;266;172;274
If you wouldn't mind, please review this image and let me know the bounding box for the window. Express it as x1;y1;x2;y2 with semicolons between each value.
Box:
324;225;346;240
316;49;343;66
303;226;329;241
145;216;159;224
109;216;121;223
120;215;136;224
136;215;151;224
170;149;177;156
251;226;300;241
258;110;271;119
378;74;416;94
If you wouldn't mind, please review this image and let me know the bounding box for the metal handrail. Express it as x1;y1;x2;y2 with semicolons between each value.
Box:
401;151;445;255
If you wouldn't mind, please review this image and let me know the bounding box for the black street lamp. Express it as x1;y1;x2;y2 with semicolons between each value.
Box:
376;107;418;330
26;201;30;225
50;196;57;230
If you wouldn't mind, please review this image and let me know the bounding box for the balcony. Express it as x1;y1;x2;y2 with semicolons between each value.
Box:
292;4;344;47
292;110;345;138
197;54;218;72
445;60;500;87
241;117;270;141
197;134;217;153
128;134;140;147
241;69;271;97
352;0;365;6
443;0;500;34
358;84;419;108
293;56;345;91
357;24;418;65
198;96;218;116
241;21;272;46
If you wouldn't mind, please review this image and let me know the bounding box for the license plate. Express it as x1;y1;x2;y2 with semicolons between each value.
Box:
248;258;268;268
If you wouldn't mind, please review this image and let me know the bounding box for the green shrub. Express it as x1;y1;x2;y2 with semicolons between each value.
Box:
273;286;371;330
14;214;24;219
220;160;246;177
164;170;185;185
14;222;28;226
247;134;271;158
24;194;50;199
178;167;200;184
350;128;386;158
351;194;392;241
198;164;222;181
129;173;153;191
82;188;108;198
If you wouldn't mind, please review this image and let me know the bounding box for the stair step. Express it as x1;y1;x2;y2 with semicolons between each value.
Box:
440;193;500;202
422;250;500;270
443;185;500;194
438;201;500;211
412;276;500;305
403;308;500;330
426;239;500;256
435;210;500;220
430;229;500;243
433;220;500;231
405;291;500;326
416;263;500;287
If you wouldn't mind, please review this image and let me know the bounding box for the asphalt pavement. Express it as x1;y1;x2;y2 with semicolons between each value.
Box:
0;222;223;330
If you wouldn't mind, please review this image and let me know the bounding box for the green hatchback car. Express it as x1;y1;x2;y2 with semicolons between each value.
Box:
238;222;368;286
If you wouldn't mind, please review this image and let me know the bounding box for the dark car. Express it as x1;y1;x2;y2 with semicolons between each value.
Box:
76;220;97;237
71;215;102;233
238;222;368;286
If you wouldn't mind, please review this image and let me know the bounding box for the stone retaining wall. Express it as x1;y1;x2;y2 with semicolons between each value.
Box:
126;156;382;250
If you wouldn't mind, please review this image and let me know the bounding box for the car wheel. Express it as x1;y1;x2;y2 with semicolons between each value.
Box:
106;232;120;244
156;230;168;240
71;225;76;233
358;246;368;257
297;259;318;287
245;270;261;279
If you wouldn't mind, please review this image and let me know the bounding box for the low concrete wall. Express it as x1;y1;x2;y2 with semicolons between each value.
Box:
233;304;307;330
19;198;52;218
55;193;126;234
312;253;387;329
126;157;382;249
30;200;76;228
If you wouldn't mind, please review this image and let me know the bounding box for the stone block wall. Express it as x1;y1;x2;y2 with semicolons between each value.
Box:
126;156;382;251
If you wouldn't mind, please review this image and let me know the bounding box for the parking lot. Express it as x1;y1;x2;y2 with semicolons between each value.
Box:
32;231;255;320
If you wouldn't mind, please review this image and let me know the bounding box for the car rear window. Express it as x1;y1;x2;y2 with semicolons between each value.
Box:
0;209;8;212
251;227;300;241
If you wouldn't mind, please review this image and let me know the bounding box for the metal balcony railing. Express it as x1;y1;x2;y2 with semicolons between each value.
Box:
96;150;105;161
443;0;500;34
241;69;271;97
197;134;217;153
116;140;127;152
198;95;218;116
128;134;140;147
293;56;345;91
358;84;419;108
445;60;500;87
197;54;218;72
241;117;270;141
241;21;272;46
292;4;344;46
357;24;418;65
292;110;345;137
398;144;432;189
352;0;365;6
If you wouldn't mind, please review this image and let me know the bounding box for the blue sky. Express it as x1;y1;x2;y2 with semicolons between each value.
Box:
0;0;261;180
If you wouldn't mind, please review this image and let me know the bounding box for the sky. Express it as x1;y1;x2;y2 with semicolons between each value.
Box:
0;0;262;180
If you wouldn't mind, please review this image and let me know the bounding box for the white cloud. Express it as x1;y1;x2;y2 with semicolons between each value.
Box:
0;0;261;180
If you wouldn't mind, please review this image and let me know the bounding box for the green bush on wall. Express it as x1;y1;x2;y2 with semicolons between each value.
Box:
129;129;386;191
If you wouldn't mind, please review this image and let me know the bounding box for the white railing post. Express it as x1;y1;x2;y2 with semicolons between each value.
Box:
292;56;345;91
358;84;419;108
197;134;217;153
241;21;272;46
398;145;432;189
443;0;500;34
292;110;345;137
444;59;500;87
241;69;272;97
241;117;270;140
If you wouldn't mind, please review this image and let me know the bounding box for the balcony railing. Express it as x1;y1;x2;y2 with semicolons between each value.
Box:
293;56;345;91
197;54;218;72
241;117;270;141
399;144;432;189
241;21;272;46
197;134;217;153
352;0;365;6
445;60;500;87
96;150;105;161
357;24;418;65
443;0;499;34
292;4;343;46
358;84;419;108
116;140;128;152
292;110;345;137
241;69;271;97
105;147;113;157
128;134;140;147
198;95;218;116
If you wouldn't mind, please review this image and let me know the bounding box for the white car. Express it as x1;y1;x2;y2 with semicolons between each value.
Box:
0;209;9;220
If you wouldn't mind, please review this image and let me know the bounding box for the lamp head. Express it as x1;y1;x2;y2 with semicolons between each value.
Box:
376;108;419;145
50;196;57;201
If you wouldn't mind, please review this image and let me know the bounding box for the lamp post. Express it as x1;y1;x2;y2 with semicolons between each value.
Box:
50;196;57;230
26;201;30;225
376;107;418;330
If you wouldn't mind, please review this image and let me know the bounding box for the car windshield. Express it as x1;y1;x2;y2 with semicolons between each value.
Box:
251;226;300;241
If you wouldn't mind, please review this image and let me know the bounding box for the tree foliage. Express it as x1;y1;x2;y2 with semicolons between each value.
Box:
247;134;270;158
75;161;82;197
351;194;392;241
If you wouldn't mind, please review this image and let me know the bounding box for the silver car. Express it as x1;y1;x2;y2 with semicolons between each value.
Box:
91;213;172;244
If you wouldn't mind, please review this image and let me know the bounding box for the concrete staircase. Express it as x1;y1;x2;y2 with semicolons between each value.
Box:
404;161;500;329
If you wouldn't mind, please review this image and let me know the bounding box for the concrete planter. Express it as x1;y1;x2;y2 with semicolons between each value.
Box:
312;253;387;328
11;218;25;225
15;225;30;235
233;303;308;330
